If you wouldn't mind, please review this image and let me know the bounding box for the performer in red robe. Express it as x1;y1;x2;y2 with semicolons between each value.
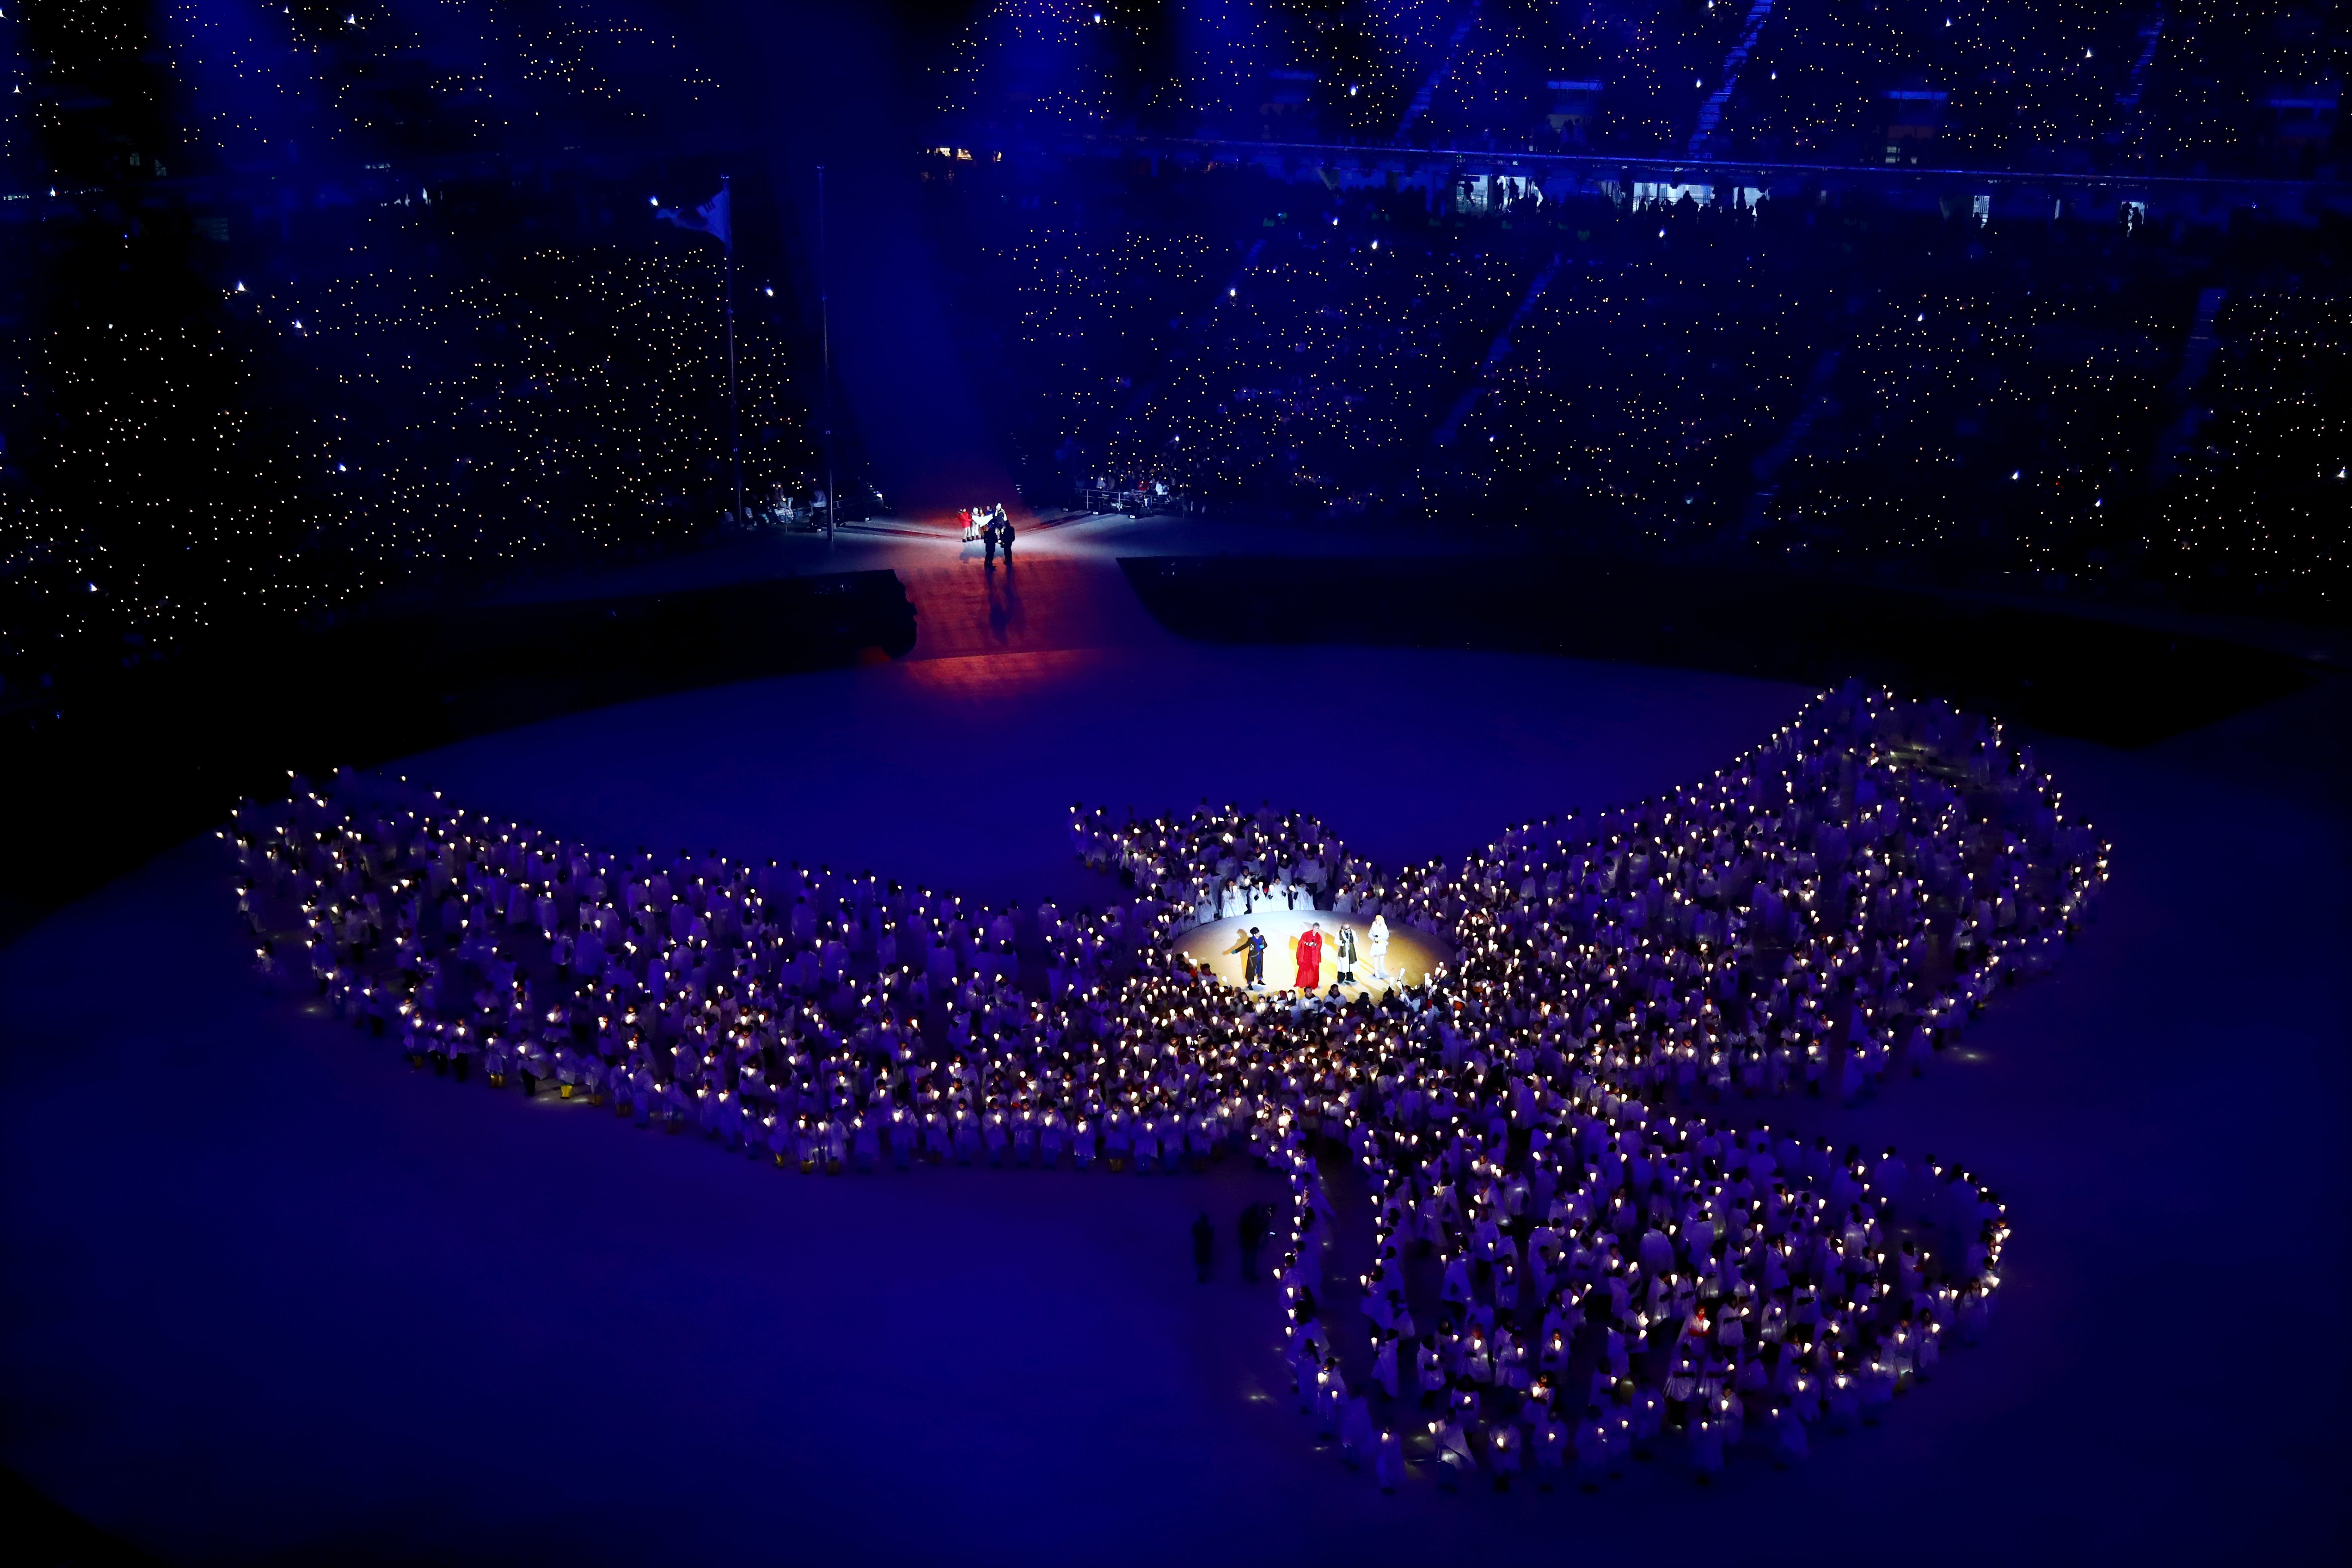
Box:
1295;924;1324;991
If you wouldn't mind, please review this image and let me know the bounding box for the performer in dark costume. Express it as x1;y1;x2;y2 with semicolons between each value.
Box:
1225;925;1268;987
1334;923;1360;986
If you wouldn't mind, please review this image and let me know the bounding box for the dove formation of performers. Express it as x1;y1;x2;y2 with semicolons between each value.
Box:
228;678;2102;1493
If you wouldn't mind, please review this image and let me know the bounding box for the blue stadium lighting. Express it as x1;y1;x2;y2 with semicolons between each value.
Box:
3;9;2343;1553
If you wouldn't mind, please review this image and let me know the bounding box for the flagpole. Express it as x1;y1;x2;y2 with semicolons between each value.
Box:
818;162;835;543
723;173;742;529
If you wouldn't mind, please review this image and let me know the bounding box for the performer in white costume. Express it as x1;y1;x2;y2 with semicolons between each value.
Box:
1367;914;1390;981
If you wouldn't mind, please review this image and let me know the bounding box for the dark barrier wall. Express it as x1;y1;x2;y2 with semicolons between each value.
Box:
1;572;916;945
1119;555;2316;750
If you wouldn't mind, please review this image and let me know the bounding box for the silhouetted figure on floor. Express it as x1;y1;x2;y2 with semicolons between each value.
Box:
1239;1201;1268;1281
1192;1210;1215;1282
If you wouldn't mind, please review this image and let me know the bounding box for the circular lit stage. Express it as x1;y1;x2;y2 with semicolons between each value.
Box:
1170;907;1451;998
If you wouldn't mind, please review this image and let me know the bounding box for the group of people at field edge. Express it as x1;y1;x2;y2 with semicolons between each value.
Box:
959;502;1015;566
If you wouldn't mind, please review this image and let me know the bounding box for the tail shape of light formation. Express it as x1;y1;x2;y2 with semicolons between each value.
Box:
227;680;2103;1488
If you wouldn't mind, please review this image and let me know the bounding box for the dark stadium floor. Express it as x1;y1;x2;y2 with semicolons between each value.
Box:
1;551;2344;1564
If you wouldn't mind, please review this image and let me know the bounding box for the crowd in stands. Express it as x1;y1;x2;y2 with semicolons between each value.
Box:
946;1;2343;178
11;3;2341;700
232;679;2101;1488
3;187;822;698
3;0;814;698
933;153;2344;602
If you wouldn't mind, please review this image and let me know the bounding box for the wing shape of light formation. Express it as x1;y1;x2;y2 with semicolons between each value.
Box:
230;680;2103;1484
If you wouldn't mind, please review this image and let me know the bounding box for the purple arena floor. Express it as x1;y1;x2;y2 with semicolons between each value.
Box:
3;538;2346;1564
